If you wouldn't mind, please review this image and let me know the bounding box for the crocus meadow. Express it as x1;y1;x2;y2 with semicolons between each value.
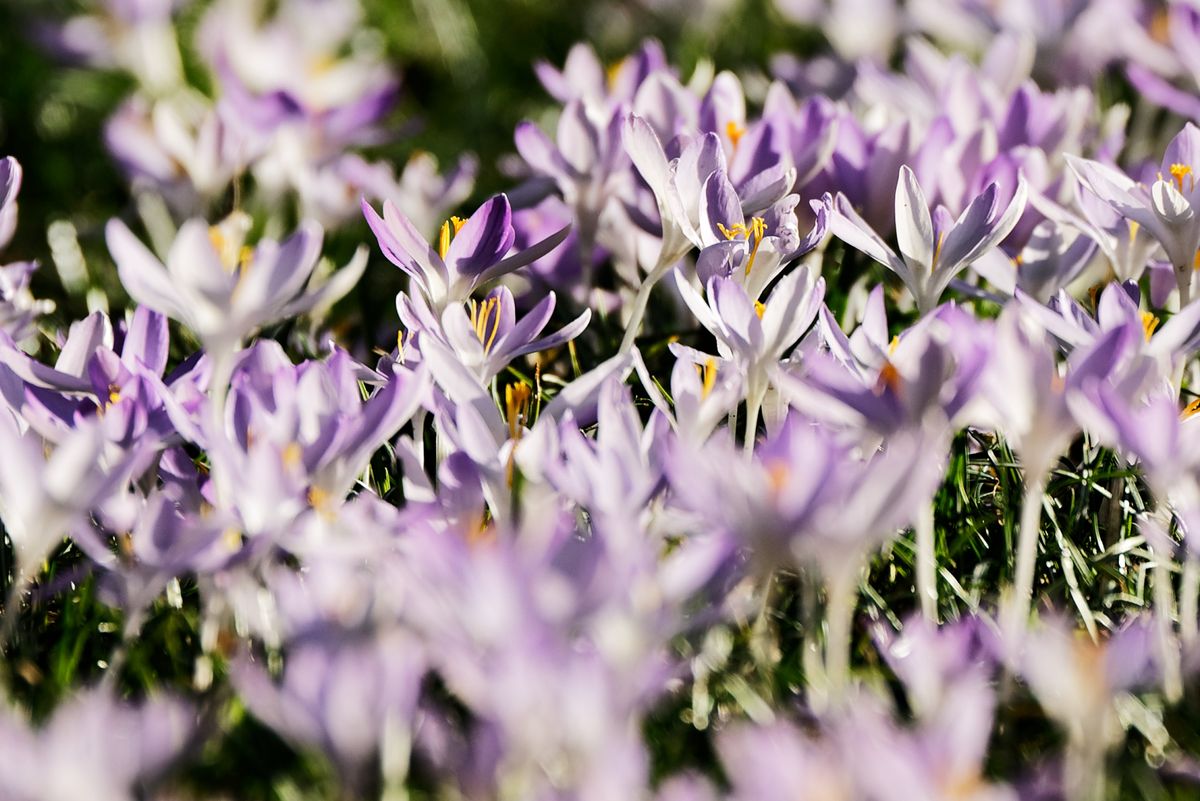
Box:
6;0;1200;799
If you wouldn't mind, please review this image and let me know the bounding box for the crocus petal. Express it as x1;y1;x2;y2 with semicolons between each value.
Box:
106;219;186;322
476;223;570;285
447;195;516;278
123;306;170;376
895;165;935;275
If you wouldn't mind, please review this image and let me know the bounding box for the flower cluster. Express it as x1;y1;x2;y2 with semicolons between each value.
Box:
9;1;1200;800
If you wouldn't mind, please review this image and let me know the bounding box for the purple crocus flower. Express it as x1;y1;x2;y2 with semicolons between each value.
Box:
1068;123;1200;302
0;689;194;801
0;415;145;595
233;627;425;790
673;267;824;451
693;169;827;302
363;193;569;311
1018;615;1158;801
106;213;363;354
398;284;590;385
0;157;55;340
515;98;628;253
970;219;1097;303
827;165;1028;314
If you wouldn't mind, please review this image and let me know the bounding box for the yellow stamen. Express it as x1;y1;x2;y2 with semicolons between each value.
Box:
701;357;718;399
438;220;451;261
468;296;504;353
875;361;902;395
1141;311;1161;341
505;382;533;442
717;222;748;240
1171;163;1194;193
754;300;766;318
437;216;467;261
306;486;336;520
606;57;627;90
1128;220;1140;244
726;120;745;149
1183;398;1200;420
1150;7;1170;43
222;527;243;551
308;53;337;77
107;383;122;406
888;335;900;356
932;231;946;267
766;461;789;494
282;442;303;469
1012;254;1023;270
717;217;769;276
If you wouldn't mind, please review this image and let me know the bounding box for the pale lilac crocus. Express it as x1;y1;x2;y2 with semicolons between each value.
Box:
971;219;1097;303
0;416;144;639
673;267;824;452
106;212;363;357
363;193;569;311
1067;123;1200;303
620;117;726;350
398;284;590;385
972;307;1136;647
828;165;1028;315
0;689;194;801
1019;616;1157;801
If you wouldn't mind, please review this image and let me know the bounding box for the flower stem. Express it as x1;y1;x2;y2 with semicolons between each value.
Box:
1177;262;1193;308
915;501;937;622
1064;735;1106;801
1182;554;1200;650
619;258;674;354
1003;469;1046;648
742;378;766;457
825;564;860;703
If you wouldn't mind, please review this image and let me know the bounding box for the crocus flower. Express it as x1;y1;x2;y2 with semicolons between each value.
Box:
1019;616;1157;801
0;689;194;801
398;284;590;385
970;219;1096;303
0;156;22;250
106;213;364;355
515;98;628;254
0;416;143;596
635;350;743;446
363;193;569;311
971;307;1136;646
693;170;827;302
233;627;425;791
828;165;1028;314
674;266;824;451
1067;123;1200;303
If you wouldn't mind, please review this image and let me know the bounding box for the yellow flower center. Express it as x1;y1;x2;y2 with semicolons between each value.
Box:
875;361;902;395
1141;311;1161;341
717;217;768;276
281;441;303;469
468;296;504;353
505;382;533;442
698;357;718;399
1171;163;1194;193
725;120;746;149
437;216;468;261
1184;398;1200;420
